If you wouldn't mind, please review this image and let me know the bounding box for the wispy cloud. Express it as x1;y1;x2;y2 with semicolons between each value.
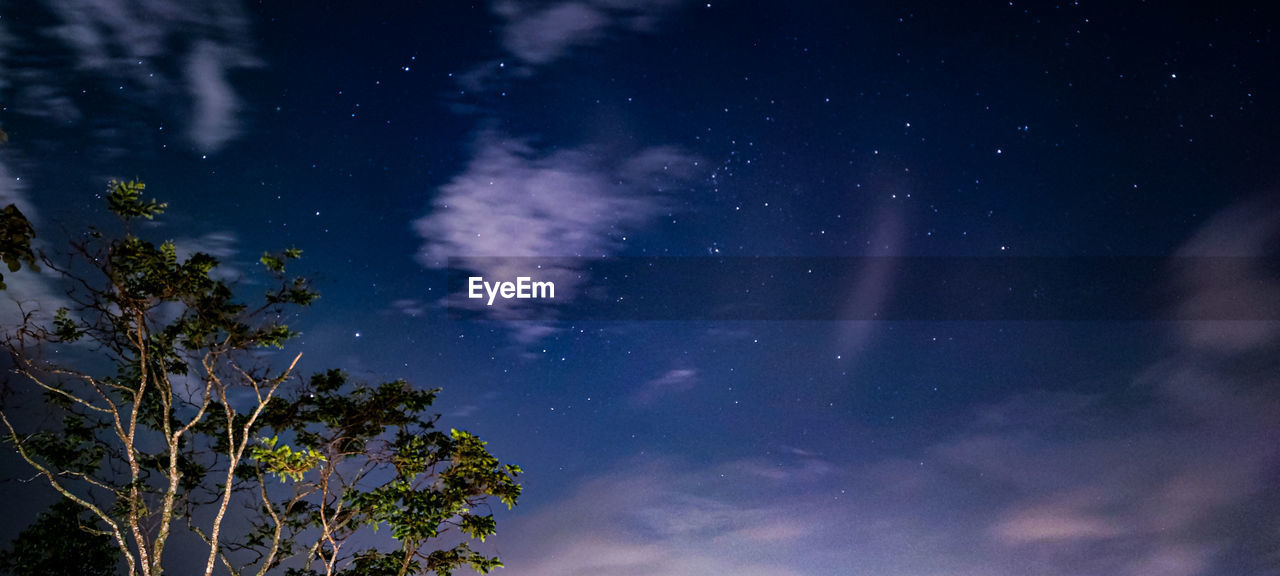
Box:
173;231;240;281
492;457;818;576
456;0;687;90
494;0;685;66
4;0;260;154
1170;195;1280;353
990;495;1127;545
0;160;37;225
490;199;1280;576
391;299;428;317
185;41;244;153
0;159;68;326
630;368;697;407
426;1;700;341
413;131;700;340
0;17;10;95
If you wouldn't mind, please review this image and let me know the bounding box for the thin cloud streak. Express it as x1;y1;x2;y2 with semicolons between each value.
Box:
630;368;697;408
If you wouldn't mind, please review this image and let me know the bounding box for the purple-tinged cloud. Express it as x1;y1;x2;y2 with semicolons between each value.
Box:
1171;195;1280;354
488;197;1280;575
492;0;686;67
453;0;686;91
416;134;695;263
491;457;818;576
413;132;700;340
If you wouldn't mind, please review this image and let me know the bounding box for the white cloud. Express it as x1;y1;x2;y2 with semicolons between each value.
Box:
0;160;68;327
173;230;240;281
186;41;242;154
454;0;687;91
416;134;695;263
173;231;239;261
391;298;428;317
492;0;686;67
7;0;260;154
498;1;609;65
0;160;36;224
413;131;700;340
630;368;696;407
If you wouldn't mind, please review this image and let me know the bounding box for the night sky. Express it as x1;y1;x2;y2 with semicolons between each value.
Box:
3;1;1280;575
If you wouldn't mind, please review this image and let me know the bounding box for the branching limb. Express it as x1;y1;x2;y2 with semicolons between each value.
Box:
1;410;138;576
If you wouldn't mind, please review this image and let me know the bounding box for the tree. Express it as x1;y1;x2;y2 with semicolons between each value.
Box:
0;181;521;576
0;497;121;576
0;203;37;290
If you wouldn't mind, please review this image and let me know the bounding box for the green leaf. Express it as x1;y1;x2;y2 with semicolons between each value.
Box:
53;308;84;342
105;180;166;220
261;253;285;273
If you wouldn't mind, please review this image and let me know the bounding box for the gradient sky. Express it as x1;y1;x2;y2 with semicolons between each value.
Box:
2;2;1279;575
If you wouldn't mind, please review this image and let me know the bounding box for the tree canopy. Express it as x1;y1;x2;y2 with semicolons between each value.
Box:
0;182;520;576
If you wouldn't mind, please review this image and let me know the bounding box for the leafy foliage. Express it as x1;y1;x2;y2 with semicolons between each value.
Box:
244;371;522;575
251;436;327;483
105;180;166;221
0;498;120;576
0;203;37;290
1;181;520;576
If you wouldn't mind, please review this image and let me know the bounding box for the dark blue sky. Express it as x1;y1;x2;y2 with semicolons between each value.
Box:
2;2;1279;574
